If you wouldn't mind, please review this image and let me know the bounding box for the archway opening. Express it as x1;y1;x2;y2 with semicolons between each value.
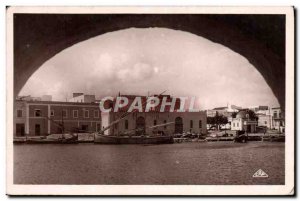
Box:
19;28;279;110
14;14;286;109
136;116;145;135
175;117;183;134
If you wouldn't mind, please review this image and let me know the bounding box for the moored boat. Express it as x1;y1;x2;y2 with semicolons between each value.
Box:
26;134;78;144
94;134;173;144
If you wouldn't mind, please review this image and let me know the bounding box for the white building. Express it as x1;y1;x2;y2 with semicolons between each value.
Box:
256;107;285;133
68;93;96;103
231;110;257;133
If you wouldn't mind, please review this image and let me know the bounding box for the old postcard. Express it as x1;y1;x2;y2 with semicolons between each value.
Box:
6;6;294;195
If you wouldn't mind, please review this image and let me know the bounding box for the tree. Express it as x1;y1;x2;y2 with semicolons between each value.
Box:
207;112;228;130
231;112;238;118
245;109;258;121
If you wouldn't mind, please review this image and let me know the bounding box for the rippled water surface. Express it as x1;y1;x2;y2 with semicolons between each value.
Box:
14;142;284;185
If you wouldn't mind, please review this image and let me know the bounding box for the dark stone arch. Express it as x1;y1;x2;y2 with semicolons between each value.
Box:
14;14;285;108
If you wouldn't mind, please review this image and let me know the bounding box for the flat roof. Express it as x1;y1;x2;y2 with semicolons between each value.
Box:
16;100;99;106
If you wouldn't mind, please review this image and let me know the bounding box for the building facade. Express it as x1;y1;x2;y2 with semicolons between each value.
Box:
14;100;101;136
231;110;257;133
207;104;242;118
257;107;285;133
100;94;207;136
102;111;207;136
14;100;27;136
257;114;273;129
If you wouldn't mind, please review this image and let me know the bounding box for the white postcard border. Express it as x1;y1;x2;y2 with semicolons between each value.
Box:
6;6;294;196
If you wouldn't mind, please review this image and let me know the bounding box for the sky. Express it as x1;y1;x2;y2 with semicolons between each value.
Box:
19;28;279;110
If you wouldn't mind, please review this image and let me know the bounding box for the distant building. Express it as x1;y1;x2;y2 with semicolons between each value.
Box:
271;107;285;131
16;95;41;101
256;107;285;133
207;104;242;118
206;104;242;130
231;110;257;133
14;101;27;137
249;105;269;112
17;95;52;102
14;100;101;137
68;93;96;103
257;113;273;129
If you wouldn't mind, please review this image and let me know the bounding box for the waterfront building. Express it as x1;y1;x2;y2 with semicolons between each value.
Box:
257;107;285;133
257;113;273;129
101;94;207;136
271;107;285;132
14;100;101;137
231;110;257;133
249;105;269;112
14;100;27;136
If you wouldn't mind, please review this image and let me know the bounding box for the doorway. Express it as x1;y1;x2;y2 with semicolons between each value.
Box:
16;123;25;136
136;116;145;135
35;124;41;136
175;117;183;134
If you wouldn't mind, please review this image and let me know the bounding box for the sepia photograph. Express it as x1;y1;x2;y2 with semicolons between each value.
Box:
6;6;294;195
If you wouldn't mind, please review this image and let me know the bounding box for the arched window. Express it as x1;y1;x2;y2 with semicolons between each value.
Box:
190;120;193;128
125;120;129;129
175;117;183;134
154;120;157;126
136;116;145;135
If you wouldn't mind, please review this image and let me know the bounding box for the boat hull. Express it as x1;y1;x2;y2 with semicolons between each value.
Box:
26;140;78;144
94;135;174;144
25;135;79;144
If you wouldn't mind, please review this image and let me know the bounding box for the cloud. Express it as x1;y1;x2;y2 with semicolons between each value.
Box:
116;62;155;82
19;28;279;109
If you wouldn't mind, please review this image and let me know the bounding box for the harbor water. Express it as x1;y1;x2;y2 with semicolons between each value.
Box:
14;142;284;185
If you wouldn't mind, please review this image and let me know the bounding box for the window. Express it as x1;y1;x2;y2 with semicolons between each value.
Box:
190;120;193;128
164;120;167;129
94;110;99;118
73;110;78;118
17;109;22;117
237;123;239;127
62;110;67;118
97;123;101;131
154;120;157;126
199;120;202;128
273;111;277;118
125;120;129;129
233;123;235;127
81;125;88;131
264;121;267;125
84;110;89;118
50;110;54;116
34;109;41;117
